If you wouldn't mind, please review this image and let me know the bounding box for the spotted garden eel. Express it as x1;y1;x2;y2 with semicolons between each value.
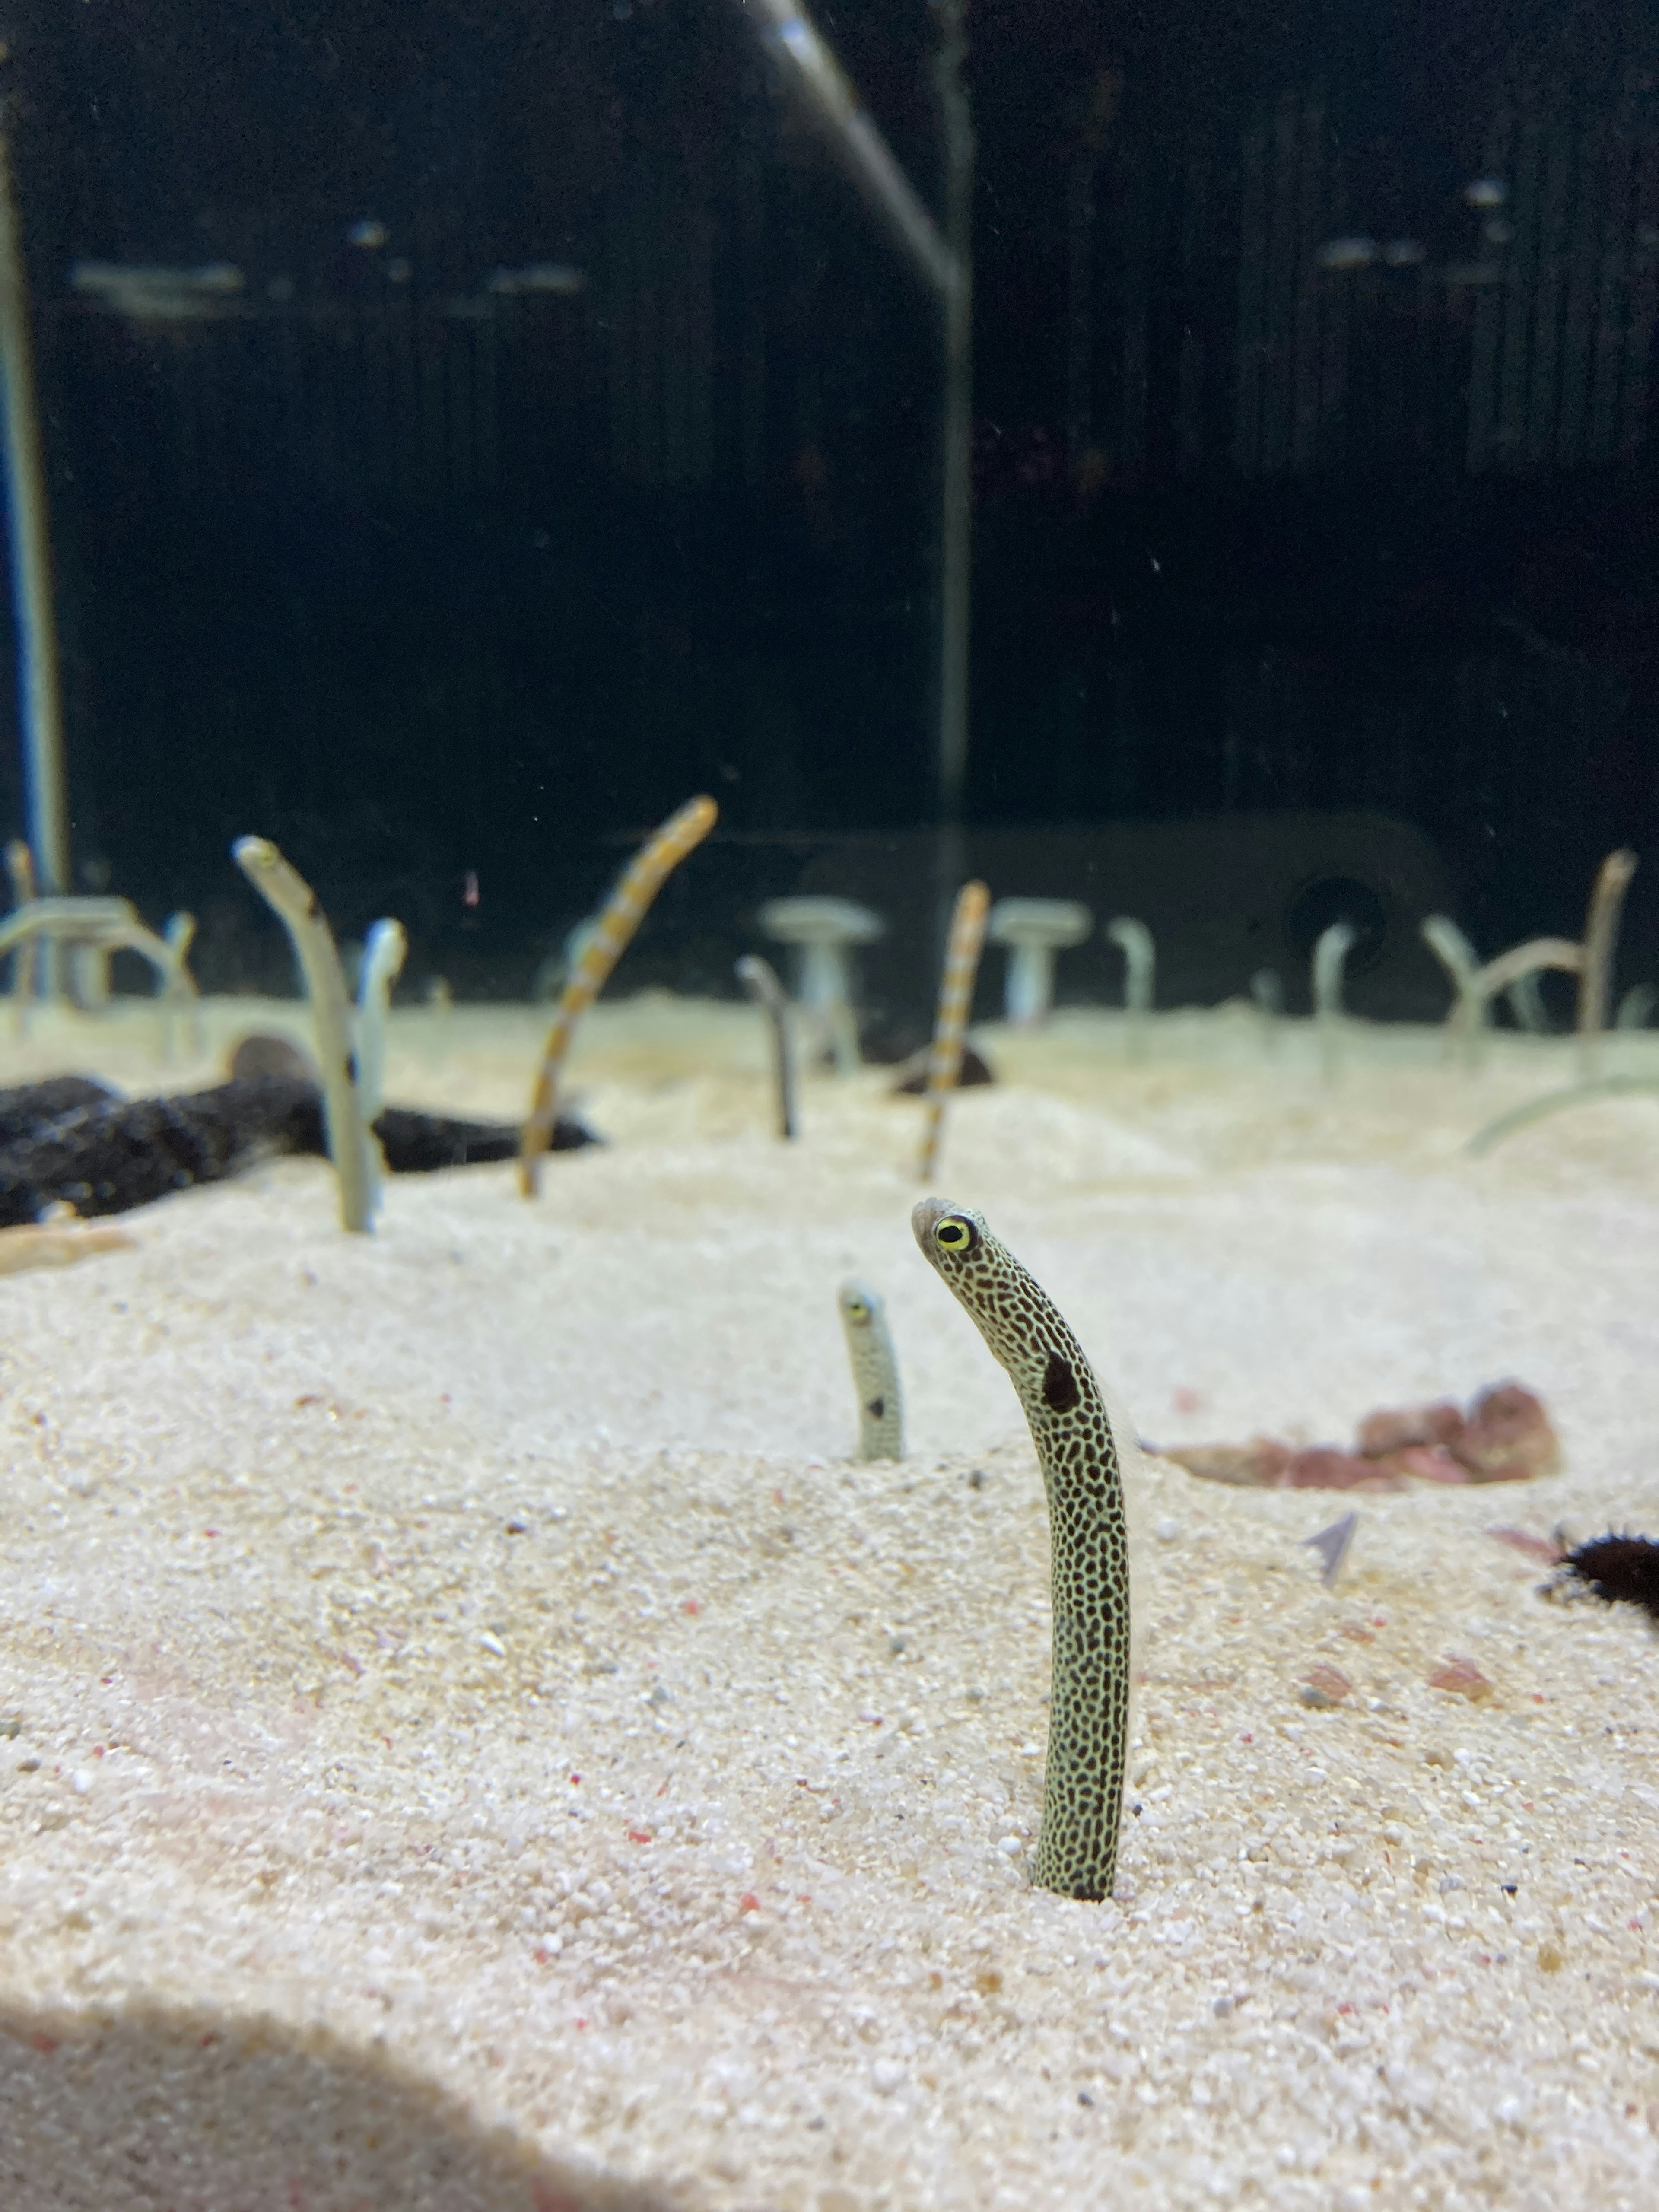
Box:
837;1278;904;1460
912;1195;1141;1901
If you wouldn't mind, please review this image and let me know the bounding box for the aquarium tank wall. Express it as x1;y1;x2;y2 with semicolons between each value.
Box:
4;0;1653;1017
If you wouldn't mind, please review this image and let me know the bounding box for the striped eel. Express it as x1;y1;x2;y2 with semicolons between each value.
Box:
918;878;990;1183
519;795;717;1195
912;1196;1136;1901
837;1278;904;1461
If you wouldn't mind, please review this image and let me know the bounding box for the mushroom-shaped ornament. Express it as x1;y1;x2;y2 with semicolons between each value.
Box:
988;897;1092;1026
757;895;884;1073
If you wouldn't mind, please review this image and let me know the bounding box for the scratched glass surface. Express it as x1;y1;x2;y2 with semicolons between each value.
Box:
3;0;1649;1042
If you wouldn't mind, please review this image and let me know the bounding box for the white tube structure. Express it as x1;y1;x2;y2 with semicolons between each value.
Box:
758;895;881;1077
987;897;1090;1026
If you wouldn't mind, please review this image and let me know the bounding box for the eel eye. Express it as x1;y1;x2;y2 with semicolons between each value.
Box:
934;1214;978;1255
844;1297;869;1322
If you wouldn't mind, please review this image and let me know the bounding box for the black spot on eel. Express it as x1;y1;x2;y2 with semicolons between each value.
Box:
837;1278;904;1462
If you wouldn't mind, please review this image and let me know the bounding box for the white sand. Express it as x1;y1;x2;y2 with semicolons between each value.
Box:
2;997;1658;2211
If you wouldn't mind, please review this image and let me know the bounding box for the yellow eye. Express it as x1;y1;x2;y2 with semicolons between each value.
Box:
935;1214;977;1253
845;1297;869;1321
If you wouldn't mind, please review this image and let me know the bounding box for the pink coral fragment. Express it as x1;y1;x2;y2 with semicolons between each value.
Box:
1428;1656;1493;1700
1160;1437;1290;1487
1356;1400;1465;1456
1455;1383;1560;1483
1279;1448;1405;1493
1369;1445;1470;1486
1165;1380;1559;1492
1300;1663;1354;1708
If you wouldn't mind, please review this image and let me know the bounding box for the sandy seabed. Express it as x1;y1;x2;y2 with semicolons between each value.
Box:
1;993;1659;2212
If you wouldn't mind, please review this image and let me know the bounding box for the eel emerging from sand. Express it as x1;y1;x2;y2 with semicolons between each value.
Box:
520;794;718;1195
917;879;991;1184
836;1278;903;1461
233;835;375;1232
912;1196;1135;1901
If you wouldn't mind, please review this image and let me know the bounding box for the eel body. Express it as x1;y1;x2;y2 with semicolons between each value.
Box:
736;953;797;1139
837;1277;903;1460
520;793;717;1193
233;836;373;1232
917;880;990;1183
912;1195;1134;1901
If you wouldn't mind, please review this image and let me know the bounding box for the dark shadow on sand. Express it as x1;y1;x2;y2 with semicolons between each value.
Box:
0;1996;674;2212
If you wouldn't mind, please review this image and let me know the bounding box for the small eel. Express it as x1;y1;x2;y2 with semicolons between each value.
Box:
356;917;408;1127
1576;846;1637;1043
837;1278;904;1460
736;952;797;1139
912;1195;1134;1901
520;794;717;1194
356;915;408;1211
1467;1073;1659;1157
233;836;373;1233
918;878;990;1183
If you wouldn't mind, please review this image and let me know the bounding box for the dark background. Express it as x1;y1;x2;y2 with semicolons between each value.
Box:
1;0;1656;1016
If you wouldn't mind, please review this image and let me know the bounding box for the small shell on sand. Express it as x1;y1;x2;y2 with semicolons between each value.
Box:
1428;1655;1495;1700
1299;1663;1354;1707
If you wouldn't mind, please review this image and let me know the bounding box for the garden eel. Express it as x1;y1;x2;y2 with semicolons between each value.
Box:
913;1195;1138;1901
837;1278;903;1460
232;836;372;1233
1467;1073;1659;1157
918;878;991;1183
737;952;797;1140
519;794;717;1195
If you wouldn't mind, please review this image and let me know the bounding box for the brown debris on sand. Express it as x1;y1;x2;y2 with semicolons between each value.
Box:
1454;1383;1563;1482
1299;1663;1354;1708
0;1210;136;1276
1428;1656;1494;1700
1163;1381;1560;1491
